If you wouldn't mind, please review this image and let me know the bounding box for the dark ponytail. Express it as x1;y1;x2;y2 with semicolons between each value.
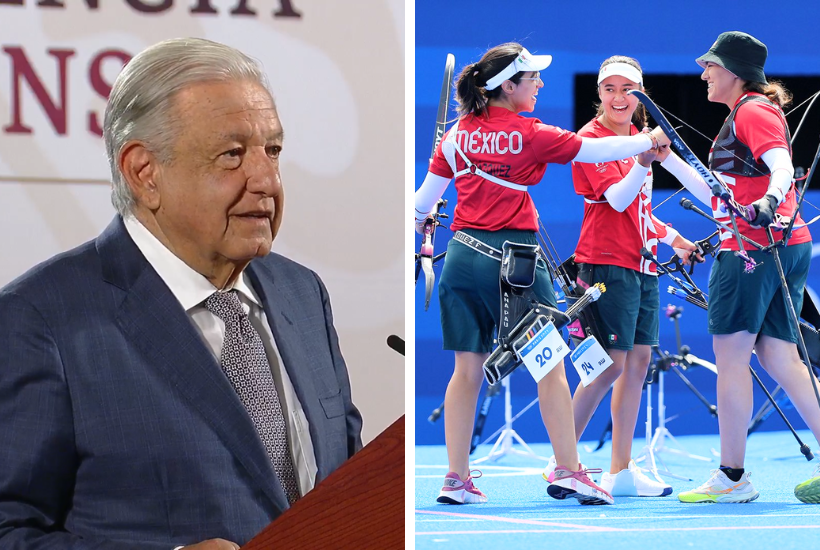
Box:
455;42;524;118
744;79;793;108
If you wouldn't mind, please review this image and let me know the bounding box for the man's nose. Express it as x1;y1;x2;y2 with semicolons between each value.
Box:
245;149;281;195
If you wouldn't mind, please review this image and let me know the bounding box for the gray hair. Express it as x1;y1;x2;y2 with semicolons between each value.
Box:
104;37;271;216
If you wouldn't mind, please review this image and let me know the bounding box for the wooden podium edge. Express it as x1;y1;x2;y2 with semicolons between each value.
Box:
242;415;405;549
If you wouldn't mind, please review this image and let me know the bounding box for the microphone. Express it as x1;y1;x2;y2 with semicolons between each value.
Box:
387;335;404;356
680;197;695;210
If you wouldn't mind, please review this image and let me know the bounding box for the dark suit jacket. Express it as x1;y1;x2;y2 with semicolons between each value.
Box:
0;217;363;549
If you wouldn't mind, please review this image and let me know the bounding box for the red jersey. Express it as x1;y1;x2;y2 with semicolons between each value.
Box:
709;93;811;250
572;118;674;274
429;106;583;232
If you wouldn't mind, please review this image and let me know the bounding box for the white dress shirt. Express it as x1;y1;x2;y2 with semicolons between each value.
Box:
123;216;317;499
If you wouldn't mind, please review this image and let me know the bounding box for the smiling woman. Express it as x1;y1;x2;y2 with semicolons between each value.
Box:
413;42;672;507
658;30;820;506
561;55;701;499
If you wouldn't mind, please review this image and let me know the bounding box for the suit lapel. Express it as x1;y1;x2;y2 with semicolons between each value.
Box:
245;263;332;479
98;218;290;513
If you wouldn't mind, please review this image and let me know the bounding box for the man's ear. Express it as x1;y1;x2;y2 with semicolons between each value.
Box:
119;142;161;210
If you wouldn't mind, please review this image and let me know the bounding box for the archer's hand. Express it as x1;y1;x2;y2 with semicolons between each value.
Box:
650;126;671;148
655;144;671;162
637;128;658;167
750;194;779;228
671;235;704;266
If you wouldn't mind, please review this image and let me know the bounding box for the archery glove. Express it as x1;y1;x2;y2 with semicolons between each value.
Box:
751;194;779;228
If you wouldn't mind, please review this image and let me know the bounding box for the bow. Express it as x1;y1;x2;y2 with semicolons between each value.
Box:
630;90;759;272
649;89;820;224
414;199;448;311
414;53;455;312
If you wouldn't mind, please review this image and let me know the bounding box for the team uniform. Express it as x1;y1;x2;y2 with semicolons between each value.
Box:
706;92;812;341
571;119;677;350
429;105;582;351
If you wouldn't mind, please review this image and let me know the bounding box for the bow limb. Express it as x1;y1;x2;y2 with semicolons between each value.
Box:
415;198;448;311
419;217;436;311
630;90;762;270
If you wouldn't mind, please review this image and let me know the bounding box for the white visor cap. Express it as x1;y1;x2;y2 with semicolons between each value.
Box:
597;62;643;86
485;47;553;90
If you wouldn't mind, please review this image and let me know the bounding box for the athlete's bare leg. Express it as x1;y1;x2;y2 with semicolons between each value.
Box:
444;351;488;479
571;349;626;441
609;344;653;473
755;334;820;445
713;331;757;468
444;352;580;479
538;359;581;469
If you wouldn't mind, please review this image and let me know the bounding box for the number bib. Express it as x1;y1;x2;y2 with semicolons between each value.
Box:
514;321;569;383
569;335;613;387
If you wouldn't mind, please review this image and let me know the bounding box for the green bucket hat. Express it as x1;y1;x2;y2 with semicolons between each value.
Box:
696;31;768;84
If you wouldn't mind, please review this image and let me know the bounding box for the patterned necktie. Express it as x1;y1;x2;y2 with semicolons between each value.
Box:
205;290;300;505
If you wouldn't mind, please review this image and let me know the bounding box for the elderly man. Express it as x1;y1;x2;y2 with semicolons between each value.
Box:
0;38;362;549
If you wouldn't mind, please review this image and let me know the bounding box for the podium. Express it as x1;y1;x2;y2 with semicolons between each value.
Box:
242;415;404;549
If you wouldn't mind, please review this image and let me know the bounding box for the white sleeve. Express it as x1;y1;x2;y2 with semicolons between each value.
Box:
574;134;653;164
414;172;451;222
760;147;793;205
659;152;713;206
652;213;681;246
602;163;650;212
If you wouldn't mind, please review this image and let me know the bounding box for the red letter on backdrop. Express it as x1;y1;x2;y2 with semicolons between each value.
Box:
125;0;172;13
88;49;132;137
274;0;300;18
189;0;256;15
3;47;75;135
189;0;218;14
36;1;101;7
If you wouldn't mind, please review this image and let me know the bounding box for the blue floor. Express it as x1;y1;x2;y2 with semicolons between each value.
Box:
415;430;820;549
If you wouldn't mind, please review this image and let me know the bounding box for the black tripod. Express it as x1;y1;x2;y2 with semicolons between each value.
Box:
644;245;815;462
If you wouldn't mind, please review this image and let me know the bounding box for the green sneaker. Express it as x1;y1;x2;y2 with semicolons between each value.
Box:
795;464;820;504
679;469;759;503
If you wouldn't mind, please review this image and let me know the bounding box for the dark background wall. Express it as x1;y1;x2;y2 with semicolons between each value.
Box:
414;0;820;447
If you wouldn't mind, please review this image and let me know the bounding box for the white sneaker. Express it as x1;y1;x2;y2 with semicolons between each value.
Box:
679;469;759;503
542;454;585;484
600;460;672;497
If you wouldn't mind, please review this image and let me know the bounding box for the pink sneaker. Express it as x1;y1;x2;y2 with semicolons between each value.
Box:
437;470;488;504
547;465;614;505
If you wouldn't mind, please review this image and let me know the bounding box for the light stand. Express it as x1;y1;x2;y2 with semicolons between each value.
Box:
634;306;714;481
